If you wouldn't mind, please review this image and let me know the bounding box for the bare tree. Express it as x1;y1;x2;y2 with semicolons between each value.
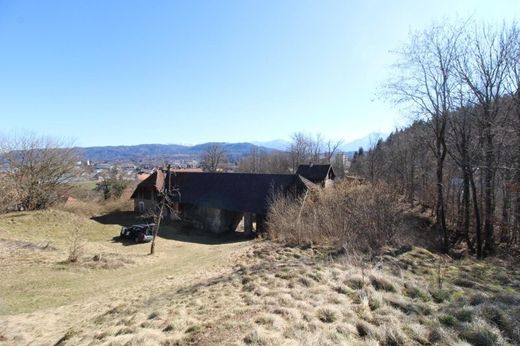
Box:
289;132;312;171
200;143;227;172
505;24;520;243
311;133;324;163
67;218;86;262
456;22;515;255
0;133;79;211
324;139;344;162
385;21;464;253
447;104;481;255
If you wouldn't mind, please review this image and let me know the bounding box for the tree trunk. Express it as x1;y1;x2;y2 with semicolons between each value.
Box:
409;163;416;208
463;167;473;252
470;170;482;258
501;172;511;242
483;127;495;256
435;135;448;253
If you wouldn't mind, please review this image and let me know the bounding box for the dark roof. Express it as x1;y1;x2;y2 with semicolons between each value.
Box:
168;172;300;215
131;168;331;215
297;175;318;190
296;164;335;182
130;171;163;198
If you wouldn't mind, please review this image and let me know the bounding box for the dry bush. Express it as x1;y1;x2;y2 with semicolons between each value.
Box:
67;221;86;262
267;181;404;256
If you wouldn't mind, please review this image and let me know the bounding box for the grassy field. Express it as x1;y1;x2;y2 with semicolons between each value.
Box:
0;210;519;345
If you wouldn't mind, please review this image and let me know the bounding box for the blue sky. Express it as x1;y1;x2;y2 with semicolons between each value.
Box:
0;1;518;147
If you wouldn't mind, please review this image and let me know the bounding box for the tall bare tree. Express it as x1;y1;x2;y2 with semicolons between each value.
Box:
325;139;344;162
506;24;520;242
289;132;312;172
385;21;464;252
456;23;515;255
200;143;227;172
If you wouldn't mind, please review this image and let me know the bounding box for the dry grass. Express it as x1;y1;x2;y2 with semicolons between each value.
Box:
267;181;405;255
0;211;519;345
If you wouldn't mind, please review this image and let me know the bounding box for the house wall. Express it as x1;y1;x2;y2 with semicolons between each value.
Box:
133;188;157;213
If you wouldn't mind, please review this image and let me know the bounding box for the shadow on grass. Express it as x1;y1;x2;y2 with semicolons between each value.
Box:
91;211;143;227
93;211;254;245
158;221;254;245
110;235;143;246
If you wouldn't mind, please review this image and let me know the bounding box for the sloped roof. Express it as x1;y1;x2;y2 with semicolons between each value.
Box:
296;164;335;182
167;172;299;215
296;175;318;190
130;171;164;198
131;168;331;215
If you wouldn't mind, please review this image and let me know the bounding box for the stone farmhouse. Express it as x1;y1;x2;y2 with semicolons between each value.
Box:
131;164;335;234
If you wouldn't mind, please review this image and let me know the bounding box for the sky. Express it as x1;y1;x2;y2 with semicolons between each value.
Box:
0;1;518;147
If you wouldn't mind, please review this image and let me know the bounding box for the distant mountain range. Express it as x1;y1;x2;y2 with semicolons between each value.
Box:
78;132;389;162
77;142;277;162
339;132;389;152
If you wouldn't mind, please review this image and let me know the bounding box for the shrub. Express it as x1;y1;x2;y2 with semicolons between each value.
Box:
95;173;129;200
67;220;86;263
267;181;404;256
439;314;457;327
431;289;451;303
404;286;430;302
454;308;473;322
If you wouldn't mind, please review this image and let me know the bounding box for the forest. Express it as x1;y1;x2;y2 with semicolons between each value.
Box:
349;20;520;258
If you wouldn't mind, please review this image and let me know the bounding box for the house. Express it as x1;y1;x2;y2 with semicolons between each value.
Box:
130;164;335;234
130;170;165;213
296;164;336;187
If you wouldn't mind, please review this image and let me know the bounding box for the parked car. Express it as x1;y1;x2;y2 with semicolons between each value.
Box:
120;224;156;243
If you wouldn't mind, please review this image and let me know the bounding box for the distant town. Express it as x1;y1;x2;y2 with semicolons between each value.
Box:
71;134;384;185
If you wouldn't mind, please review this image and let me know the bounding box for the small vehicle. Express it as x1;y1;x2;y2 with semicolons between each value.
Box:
120;224;156;243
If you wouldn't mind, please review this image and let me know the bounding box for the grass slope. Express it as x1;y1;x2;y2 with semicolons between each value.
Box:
0;211;519;345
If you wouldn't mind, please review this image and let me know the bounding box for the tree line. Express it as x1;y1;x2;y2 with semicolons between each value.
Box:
236;133;346;175
351;20;520;257
199;133;347;175
0;133;131;213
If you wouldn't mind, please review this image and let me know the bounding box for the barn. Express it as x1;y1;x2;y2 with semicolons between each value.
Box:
131;164;335;234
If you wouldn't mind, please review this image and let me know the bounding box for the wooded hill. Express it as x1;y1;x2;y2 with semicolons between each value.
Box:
350;20;520;258
77;142;278;162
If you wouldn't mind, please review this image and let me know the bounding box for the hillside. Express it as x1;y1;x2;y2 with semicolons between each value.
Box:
0;210;518;345
77;133;389;163
77;142;277;162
